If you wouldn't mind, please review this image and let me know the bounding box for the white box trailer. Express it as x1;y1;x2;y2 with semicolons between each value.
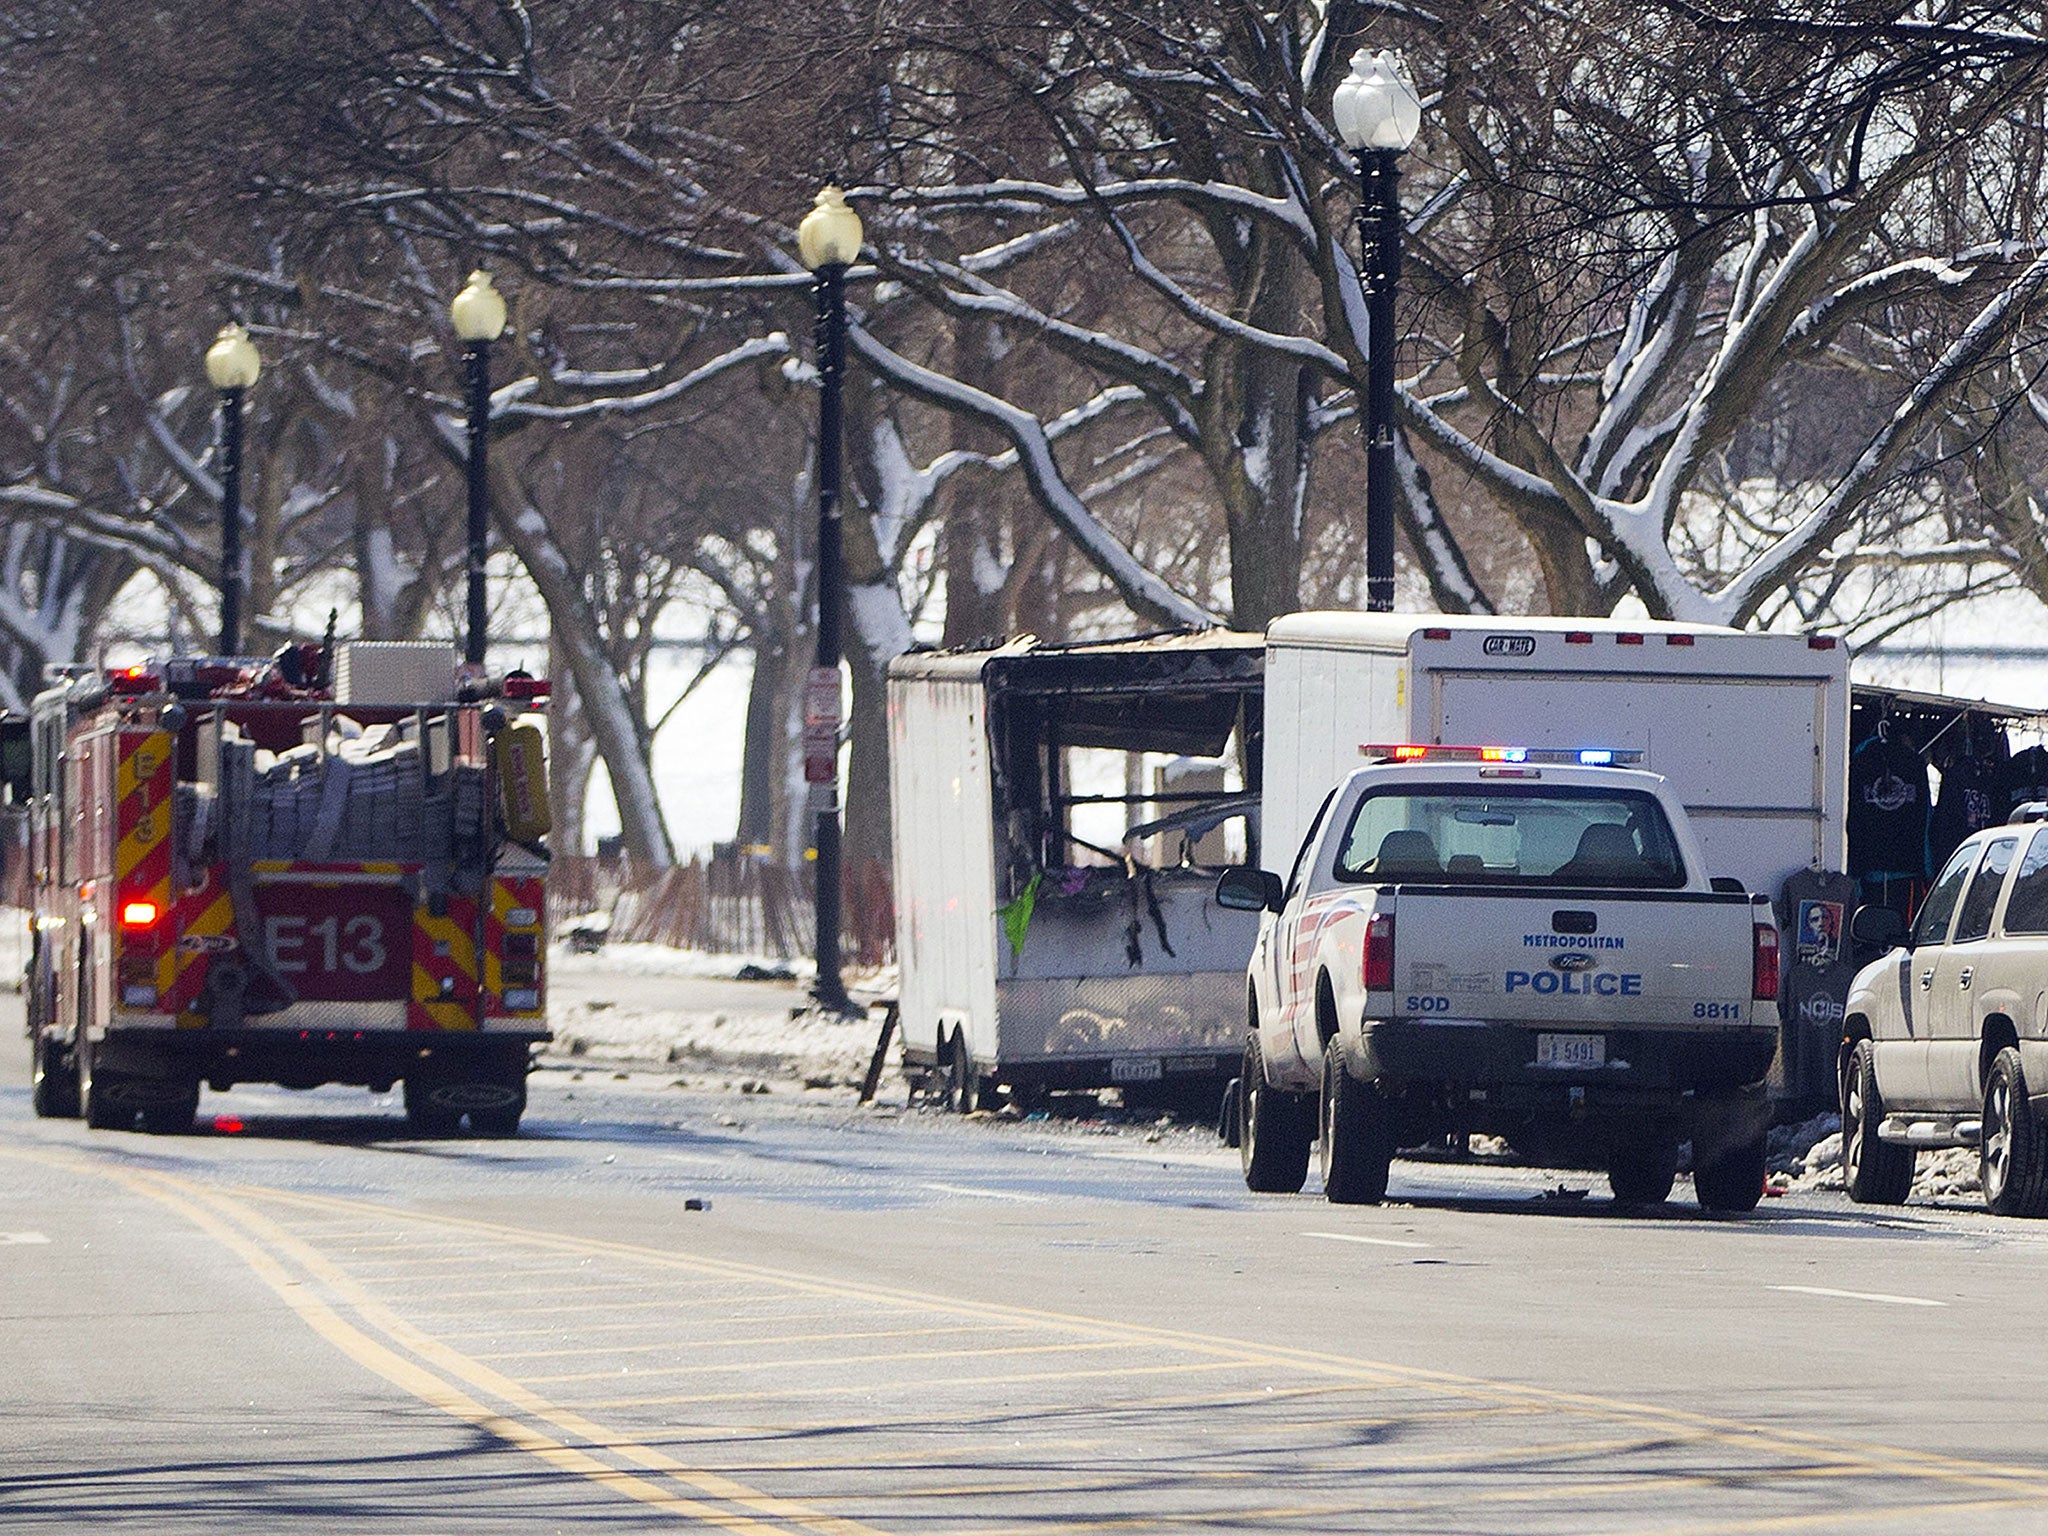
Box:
1261;614;1852;1106
888;633;1265;1109
1262;614;1850;900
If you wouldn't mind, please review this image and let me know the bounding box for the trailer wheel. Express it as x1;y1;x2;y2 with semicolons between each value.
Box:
30;1036;79;1120
943;1030;980;1114
1239;1033;1311;1193
1319;1040;1394;1205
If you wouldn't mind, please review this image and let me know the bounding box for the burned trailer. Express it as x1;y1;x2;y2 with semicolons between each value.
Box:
888;632;1265;1110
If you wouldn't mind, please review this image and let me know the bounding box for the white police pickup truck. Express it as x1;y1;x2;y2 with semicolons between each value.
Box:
1217;747;1783;1211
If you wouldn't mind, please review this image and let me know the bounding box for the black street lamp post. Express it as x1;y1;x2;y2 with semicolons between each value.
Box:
797;186;865;1014
450;270;509;667
1334;48;1422;613
203;323;261;654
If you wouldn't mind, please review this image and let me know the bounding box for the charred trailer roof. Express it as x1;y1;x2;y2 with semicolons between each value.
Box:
888;631;1265;759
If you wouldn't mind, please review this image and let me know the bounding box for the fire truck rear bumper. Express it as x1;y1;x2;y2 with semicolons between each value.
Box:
95;1024;549;1092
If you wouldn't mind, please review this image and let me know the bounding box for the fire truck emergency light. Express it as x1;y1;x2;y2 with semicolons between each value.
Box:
119;899;160;929
107;665;161;696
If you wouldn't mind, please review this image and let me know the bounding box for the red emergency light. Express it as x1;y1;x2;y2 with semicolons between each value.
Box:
1363;743;1646;767
119;899;160;929
503;674;551;700
107;665;161;695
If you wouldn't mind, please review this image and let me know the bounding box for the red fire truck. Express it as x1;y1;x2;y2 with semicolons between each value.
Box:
17;642;551;1135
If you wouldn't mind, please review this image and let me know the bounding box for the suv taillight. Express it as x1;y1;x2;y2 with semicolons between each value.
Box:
1363;912;1394;991
1753;921;1781;1001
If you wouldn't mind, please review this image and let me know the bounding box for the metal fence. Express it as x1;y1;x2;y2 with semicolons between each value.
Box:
547;854;895;966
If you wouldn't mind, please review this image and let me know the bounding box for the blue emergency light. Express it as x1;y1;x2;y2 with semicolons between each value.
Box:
1363;743;1645;767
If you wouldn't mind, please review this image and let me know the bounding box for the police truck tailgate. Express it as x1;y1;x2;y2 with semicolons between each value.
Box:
1390;890;1759;1030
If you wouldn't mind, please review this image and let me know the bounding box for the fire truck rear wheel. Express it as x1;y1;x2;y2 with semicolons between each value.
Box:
403;1076;463;1135
80;1042;133;1131
31;1037;80;1119
467;1073;528;1138
142;1087;199;1136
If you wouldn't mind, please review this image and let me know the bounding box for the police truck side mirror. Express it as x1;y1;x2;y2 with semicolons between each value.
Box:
1851;904;1908;950
1216;866;1284;913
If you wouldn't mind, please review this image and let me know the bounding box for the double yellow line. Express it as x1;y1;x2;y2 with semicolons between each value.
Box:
20;1143;2048;1536
4;1147;886;1536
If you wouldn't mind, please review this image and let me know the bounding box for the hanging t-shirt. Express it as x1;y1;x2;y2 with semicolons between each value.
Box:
2008;744;2048;813
1929;721;2011;870
1777;868;1860;1107
1848;732;1930;879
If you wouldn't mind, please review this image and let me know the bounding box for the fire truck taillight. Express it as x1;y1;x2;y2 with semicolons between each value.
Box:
119;899;160;929
1363;912;1395;992
502;930;540;987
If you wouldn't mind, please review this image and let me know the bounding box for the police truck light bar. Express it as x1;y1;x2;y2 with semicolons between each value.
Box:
1361;743;1645;767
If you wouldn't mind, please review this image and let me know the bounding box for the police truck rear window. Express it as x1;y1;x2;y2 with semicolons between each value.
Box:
1334;783;1687;889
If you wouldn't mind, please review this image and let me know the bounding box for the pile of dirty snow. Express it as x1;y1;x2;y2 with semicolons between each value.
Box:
1773;1107;1985;1200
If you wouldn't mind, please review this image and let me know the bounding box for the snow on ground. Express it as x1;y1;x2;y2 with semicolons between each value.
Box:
546;940;898;1089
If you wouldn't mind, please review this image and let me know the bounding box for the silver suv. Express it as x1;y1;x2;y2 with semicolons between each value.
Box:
1841;809;2048;1215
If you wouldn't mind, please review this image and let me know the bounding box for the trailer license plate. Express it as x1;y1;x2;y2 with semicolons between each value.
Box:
1110;1056;1163;1083
1536;1033;1605;1068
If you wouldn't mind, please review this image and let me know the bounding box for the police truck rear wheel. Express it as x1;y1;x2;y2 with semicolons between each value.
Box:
1239;1033;1311;1194
1319;1041;1394;1206
1606;1131;1678;1205
1693;1133;1767;1213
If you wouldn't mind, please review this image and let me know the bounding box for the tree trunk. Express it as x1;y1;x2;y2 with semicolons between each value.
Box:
545;633;598;856
490;462;675;868
734;620;786;855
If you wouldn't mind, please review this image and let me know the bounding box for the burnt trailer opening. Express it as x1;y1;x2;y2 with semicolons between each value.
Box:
888;632;1265;1113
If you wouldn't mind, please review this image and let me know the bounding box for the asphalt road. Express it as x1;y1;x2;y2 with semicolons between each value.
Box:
6;991;2048;1534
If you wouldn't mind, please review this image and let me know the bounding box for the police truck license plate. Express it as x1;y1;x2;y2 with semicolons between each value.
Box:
1535;1033;1605;1068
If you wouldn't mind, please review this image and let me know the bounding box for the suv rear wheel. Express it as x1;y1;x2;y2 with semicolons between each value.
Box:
1239;1032;1311;1193
1842;1039;1914;1205
1981;1047;2048;1217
